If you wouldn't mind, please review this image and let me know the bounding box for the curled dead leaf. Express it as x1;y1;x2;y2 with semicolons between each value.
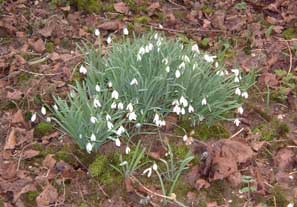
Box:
114;2;129;14
36;184;58;207
4;128;16;150
22;149;40;160
98;21;121;31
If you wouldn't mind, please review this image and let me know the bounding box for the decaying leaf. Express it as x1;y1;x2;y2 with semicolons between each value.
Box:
4;128;17;150
36;184;58;207
114;2;129;14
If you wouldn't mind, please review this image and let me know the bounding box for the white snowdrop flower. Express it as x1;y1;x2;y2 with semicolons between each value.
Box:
289;175;294;180
41;106;46;115
79;134;82;139
107;36;112;44
108;81;113;88
148;43;153;51
53;104;58;111
242;92;248;99
215;62;219;68
153;113;160;123
231;69;240;76
139;47;145;55
123;27;129;35
234;76;240;83
234;118;240;127
111;102;117;109
173;105;181;115
183;135;188;142
117;102;124;110
152;163;158;171
158;120;166;127
175;70;181;78
159;24;164;29
287;203;294;207
119;161;128;166
237;106;244;115
46;117;51;122
130;78;138;86
172;99;179;106
115;138;121;147
95;84;101;92
201;98;207;106
192;44;200;53
126;103;134;112
182;55;190;63
93;99;101;108
116;126;125;136
95;29;100;36
180;96;188;107
86;143;93;154
154;33;158;40
128;111;137;121
111;90;119;99
180;44;184;49
188;105;194;113
106;114;111;121
79;65;87;74
162;58;168;65
90;116;97;124
90;133;96;142
107;121;113;130
181;107;186;115
216;71;225;76
165;66;170;72
137;54;142;61
142;167;152;178
70;91;76;98
235;88;241;95
156;39;162;47
30;113;37;122
178;62;185;69
125;146;131;154
204;54;216;63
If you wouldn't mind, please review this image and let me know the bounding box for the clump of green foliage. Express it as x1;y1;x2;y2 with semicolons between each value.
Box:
34;122;55;138
254;119;289;141
282;28;297;40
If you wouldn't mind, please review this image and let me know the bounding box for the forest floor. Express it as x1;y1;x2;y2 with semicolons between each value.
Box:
1;0;297;206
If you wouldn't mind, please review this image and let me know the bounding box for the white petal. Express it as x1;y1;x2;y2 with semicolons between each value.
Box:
130;78;138;86
30;113;37;122
178;62;185;69
107;36;112;44
86;142;93;153
79;65;87;74
95;29;100;36
126;103;134;112
41;106;46;115
118;102;124;110
119;161;128;166
106;114;111;121
201;98;207;106
175;70;181;78
162;58;168;65
235;88;241;95
188;105;194;113
123;27;129;35
90;116;97;124
46;117;51;122
95;84;101;92
152;163;158;171
115;138;121;147
93;99;101;108
108;81;113;88
183;135;188;142
165;66;170;72
237;106;244;115
242;92;248;99
192;44;200;53
125;146;131;154
111;90;119;99
231;69;240;76
107;121;113;130
53;104;58;111
90;133;96;141
234;118;240;127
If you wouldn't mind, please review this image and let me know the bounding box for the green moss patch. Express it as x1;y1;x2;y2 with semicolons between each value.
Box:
282;28;297;40
34;122;55;138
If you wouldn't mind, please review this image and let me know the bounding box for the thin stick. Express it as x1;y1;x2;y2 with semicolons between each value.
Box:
285;40;293;74
28;55;49;65
19;69;62;76
229;128;244;139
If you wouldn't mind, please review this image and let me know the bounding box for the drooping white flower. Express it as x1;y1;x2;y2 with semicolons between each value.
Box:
108;81;113;88
90;133;96;142
204;54;216;63
201;98;207;106
182;55;190;63
138;47;145;55
172;99;179;106
137;54;142;61
165;66;170;72
237;106;244;115
79;65;87;74
287;203;294;207
215;62;219;68
123;27;129;35
231;69;240;76
130;78;138;86
216;71;225;76
107;121;113;130
119;161;128;166
111;90;119;99
242;92;248;99
159;24;164;29
107;36;112;44
53;104;58;111
234;76;240;83
234;118;240;127
154;33;158;40
94;29;100;36
86;142;93;153
106;114;111;121
142;167;152;178
173;105;181;115
31;113;37;122
152;163;158;171
181;107;186;115
153;113;160;123
125;146;131;154
46;117;51;122
162;58;168;65
180;96;188;107
192;44;200;53
175;70;181;78
115;138;121;147
188;105;194;113
95;84;101;92
128;111;137;121
148;43;153;51
93;99;101;108
111;102;117;109
117;102;124;110
41;106;46;115
178;62;185;69
126;103;133;112
90;116;97;124
116;126;125;136
235;88;241;95
183;135;188;142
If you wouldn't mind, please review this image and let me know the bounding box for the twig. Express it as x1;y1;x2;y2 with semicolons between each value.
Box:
19;69;62;76
285;40;293;74
167;0;187;10
229;128;245;139
16;142;36;171
27;55;49;65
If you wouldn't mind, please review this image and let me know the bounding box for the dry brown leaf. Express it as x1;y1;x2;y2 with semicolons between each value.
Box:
6;90;23;101
4;128;17;150
30;38;45;53
36;184;58;207
42;154;56;169
39;25;54;37
274;148;296;171
22;150;40;159
124;178;134;192
114;2;129;14
98;21;121;31
11;109;25;125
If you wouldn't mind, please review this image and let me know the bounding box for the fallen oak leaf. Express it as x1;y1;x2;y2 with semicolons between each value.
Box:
4;128;17;150
114;2;129;14
98;20;122;31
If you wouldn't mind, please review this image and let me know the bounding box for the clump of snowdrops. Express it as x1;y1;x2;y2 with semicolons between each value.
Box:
48;31;254;153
